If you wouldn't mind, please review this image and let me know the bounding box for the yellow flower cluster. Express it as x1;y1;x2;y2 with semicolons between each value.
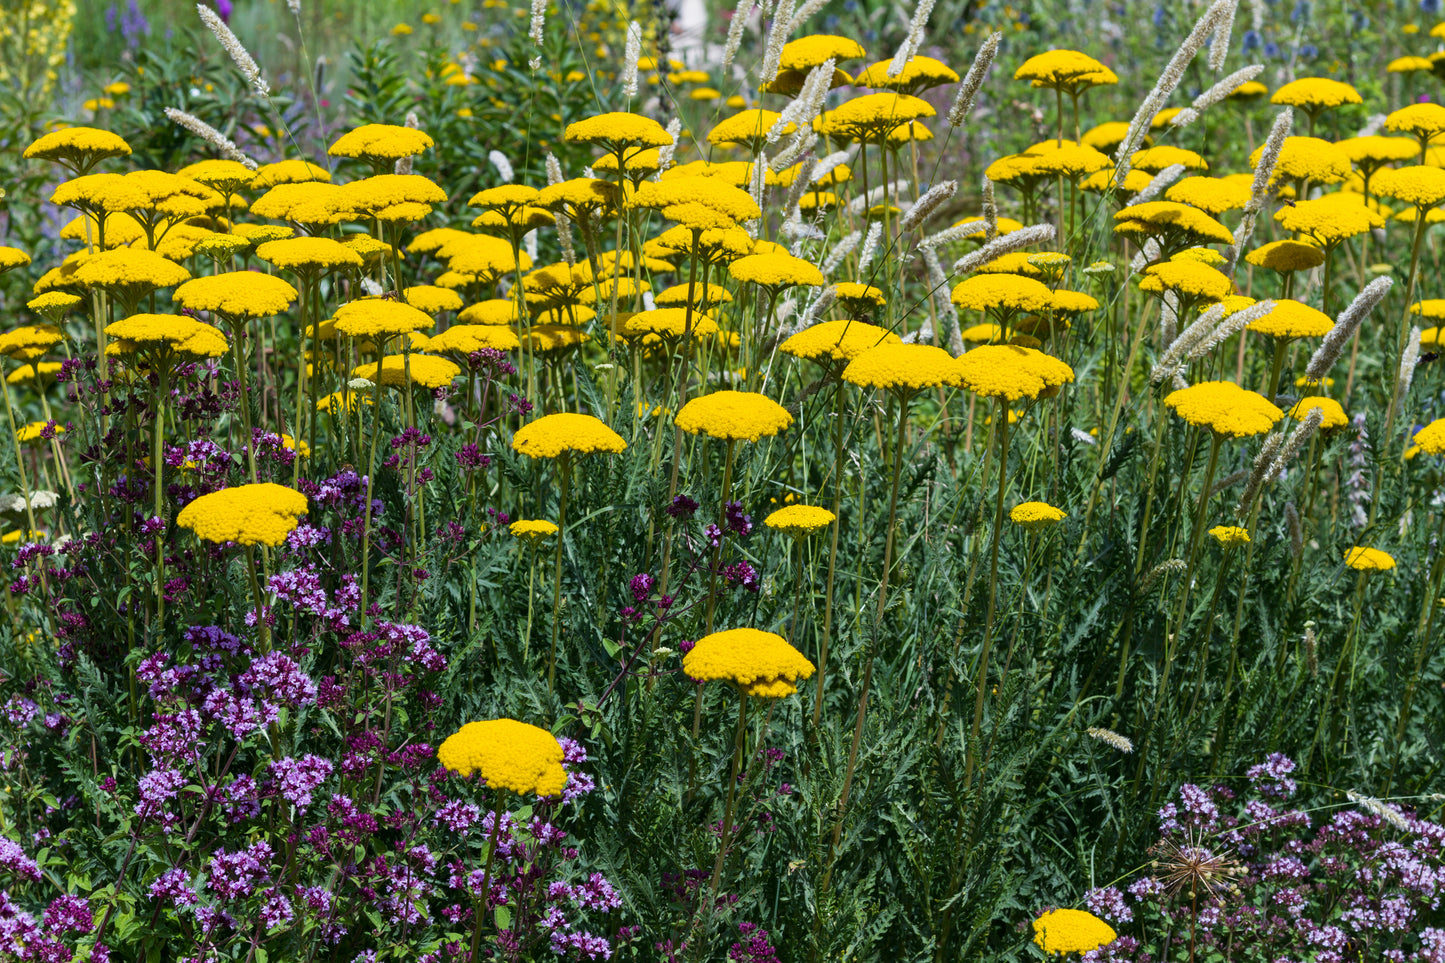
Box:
781;320;900;364
1247;300;1333;340
175;483;309;547
23;126;130;167
510;519;559;542
512;413;627;459
332;299;436;339
843;343;962;392
0;325;64;359
1344;547;1396;571
764;505;837;536
72;249;191;289
1414;418;1445;454
676;391;793;442
1208;525;1251;546
105;314;229;358
1010;501;1067;529
436;718;568;796
1031;908;1117;956
956;345;1075;401
1270;77;1363;111
683;628;815;697
1288;396;1348;429
728;252;825;288
951;273;1056;314
255;237;365;272
172;272;298;319
328;123;435;162
1164;381;1282;438
352;355;461;390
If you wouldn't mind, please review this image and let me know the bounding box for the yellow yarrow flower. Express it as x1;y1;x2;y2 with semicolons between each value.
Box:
1246;240;1326;274
427;324;521;353
1164;176;1252;215
1250;137;1351;186
329;123;434;162
1247;299;1333;339
777;34;865;71
105;314;228;358
15;422;62;444
332;299;435;340
1412;418;1445;454
563;112;674;150
512;413;627;459
1274;194;1384;246
24;127;132;170
855;56;959;95
1208;525;1251;546
1270;77;1363;113
1288;396;1348;429
1344;547;1395;571
176;483;309;547
683;627;815;698
842;343;962;393
956;344;1074;401
951;273;1056;315
1032;908;1117;956
728;252;824;289
780;320;900;364
1164;381;1282;438
351;354;460;390
1010;501;1067;529
1130;145;1208;173
172;272;298;318
437;718;567;796
764;505;836;536
675;391;793;441
509;519;559;542
1385;102;1445;140
1013;49;1117;93
255;237;365;273
1374;166;1445;209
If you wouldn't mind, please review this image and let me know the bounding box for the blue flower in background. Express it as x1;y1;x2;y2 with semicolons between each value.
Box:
1299;42;1319;59
1152;5;1167;26
1351;10;1370;29
1264;40;1282;57
1243;29;1262;50
1423;0;1441;15
1291;0;1311;21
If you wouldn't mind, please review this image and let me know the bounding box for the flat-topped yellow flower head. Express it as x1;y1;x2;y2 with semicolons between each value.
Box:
1209;525;1251;546
855;56;959;95
1113;201;1234;248
1164;176;1252;215
1344;547;1395;571
778;34;866;71
427;324;521;353
72;248;191;293
176;483;308;546
1250;137;1351;186
1014;50;1117;93
1274;194;1384;246
1374;166;1445;209
1270;77;1363;114
510;519;559;543
1288;396;1347;429
1130;145;1208;173
1413;418;1445;454
728;252;824;289
1385;102;1445;140
764;505;836;537
1246;240;1326;274
173;272;298;318
709;109;792;149
1010;501;1067;529
437;719;567;796
957;344;1074;401
951;274;1056;315
24;126;132;170
818;93;936;143
780;320;900;365
564;112;674;150
1032;908;1117;956
1138;260;1233;301
352;354;460;390
329;123;434;163
1164;381;1282;437
683;627;815;697
251;159;331;188
105;314;229;358
255;237;365;273
621;309;719;342
676;391;793;441
1247;300;1333;339
843;343;962;393
0;326;64;360
512;413;627;459
332;299;435;339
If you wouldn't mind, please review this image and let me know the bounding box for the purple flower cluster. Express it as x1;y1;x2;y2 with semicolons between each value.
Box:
1084;757;1445;963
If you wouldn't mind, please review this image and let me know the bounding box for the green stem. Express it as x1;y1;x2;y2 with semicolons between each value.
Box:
549;459;572;692
964;397;1009;790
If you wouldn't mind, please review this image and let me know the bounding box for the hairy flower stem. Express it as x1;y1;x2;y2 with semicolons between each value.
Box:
548;458;572;692
964;398;1009;790
153;362;169;629
1382;212;1429;453
1264;339;1287;404
231;324;259;483
1134;391;1172;575
245;544;270;654
291;280;312;487
523;545;539;662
